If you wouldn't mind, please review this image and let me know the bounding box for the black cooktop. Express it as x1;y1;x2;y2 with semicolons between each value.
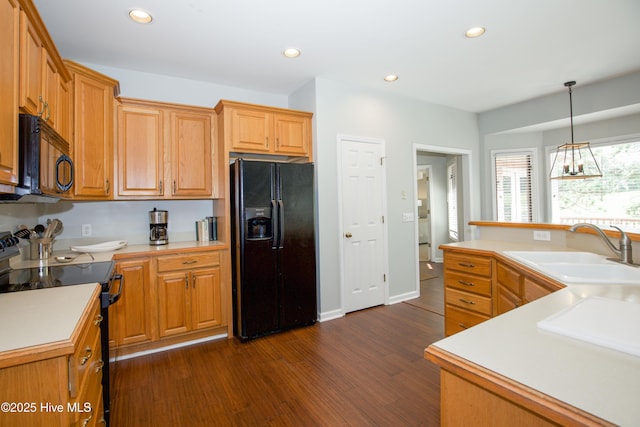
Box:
0;261;115;293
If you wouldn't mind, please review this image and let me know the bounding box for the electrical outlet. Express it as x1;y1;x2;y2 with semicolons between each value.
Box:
533;230;551;241
81;224;92;237
402;212;414;222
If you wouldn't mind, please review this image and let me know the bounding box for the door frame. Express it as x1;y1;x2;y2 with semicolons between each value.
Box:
412;144;473;292
337;134;390;313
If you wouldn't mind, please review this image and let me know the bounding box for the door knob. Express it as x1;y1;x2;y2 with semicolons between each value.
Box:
345;232;352;238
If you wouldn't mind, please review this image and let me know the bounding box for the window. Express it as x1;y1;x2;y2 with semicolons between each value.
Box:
447;163;458;241
550;140;640;230
493;151;534;222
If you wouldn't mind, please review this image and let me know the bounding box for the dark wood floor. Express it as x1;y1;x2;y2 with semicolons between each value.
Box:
111;264;445;426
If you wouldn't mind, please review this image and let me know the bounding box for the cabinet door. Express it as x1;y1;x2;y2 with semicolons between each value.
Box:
19;10;43;116
0;0;19;186
57;78;71;142
114;259;154;347
273;113;310;156
42;49;58;130
157;272;190;337
495;284;521;315
72;71;114;198
230;108;270;152
117;104;165;196
170;110;213;197
191;268;222;330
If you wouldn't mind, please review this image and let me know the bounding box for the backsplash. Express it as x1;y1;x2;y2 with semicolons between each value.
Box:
0;199;216;250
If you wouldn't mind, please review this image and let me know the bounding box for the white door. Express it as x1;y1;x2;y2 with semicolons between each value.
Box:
339;136;387;313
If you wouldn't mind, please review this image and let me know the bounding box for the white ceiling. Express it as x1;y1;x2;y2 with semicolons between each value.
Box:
33;0;640;113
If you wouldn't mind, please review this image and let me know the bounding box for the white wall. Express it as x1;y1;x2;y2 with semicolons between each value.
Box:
311;78;479;317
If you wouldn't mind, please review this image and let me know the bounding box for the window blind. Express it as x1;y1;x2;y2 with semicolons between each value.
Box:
495;153;533;222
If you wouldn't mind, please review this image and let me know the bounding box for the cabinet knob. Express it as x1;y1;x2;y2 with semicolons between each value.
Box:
345;232;353;238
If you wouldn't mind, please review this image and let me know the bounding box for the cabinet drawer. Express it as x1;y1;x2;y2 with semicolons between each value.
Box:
69;298;102;399
157;251;220;272
445;288;492;315
445;305;490;336
72;357;103;427
445;271;492;297
445;252;492;277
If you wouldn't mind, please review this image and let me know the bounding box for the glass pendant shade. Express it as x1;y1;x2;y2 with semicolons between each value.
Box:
549;81;602;180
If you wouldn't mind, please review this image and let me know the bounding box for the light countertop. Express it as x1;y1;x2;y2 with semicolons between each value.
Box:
11;239;226;269
429;240;640;426
0;283;100;367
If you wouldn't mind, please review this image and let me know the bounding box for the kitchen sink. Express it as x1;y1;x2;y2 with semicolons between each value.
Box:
537;263;640;284
504;251;610;266
504;251;640;285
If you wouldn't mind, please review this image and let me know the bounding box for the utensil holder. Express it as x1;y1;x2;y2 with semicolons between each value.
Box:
30;238;54;260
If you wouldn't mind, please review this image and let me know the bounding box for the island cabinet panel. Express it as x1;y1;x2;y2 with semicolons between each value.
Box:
115;98;216;199
0;0;19;188
65;60;119;199
112;258;155;347
443;250;493;336
0;295;104;427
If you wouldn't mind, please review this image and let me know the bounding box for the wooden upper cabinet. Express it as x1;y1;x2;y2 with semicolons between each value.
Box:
170;109;213;197
18;6;71;137
116;98;216;199
65;60;120;199
0;0;19;188
117;101;165;197
215;100;313;161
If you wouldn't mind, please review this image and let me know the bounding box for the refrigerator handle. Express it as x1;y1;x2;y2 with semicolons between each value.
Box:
271;199;278;249
278;200;285;249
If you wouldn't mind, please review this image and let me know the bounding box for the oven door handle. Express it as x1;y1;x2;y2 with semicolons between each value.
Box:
108;274;124;305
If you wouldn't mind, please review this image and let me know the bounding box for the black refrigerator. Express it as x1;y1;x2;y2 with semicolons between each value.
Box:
230;159;317;341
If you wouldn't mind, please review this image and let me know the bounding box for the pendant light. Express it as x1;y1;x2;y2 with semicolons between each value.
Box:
549;81;602;180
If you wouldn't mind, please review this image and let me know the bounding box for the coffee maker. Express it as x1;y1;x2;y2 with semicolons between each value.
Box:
149;208;168;245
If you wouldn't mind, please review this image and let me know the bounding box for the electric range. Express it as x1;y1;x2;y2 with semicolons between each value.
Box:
0;231;122;426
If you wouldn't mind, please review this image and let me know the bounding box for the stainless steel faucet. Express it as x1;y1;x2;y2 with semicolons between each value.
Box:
568;223;634;265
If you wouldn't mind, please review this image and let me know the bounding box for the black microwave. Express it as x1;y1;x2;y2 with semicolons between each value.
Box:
0;114;74;202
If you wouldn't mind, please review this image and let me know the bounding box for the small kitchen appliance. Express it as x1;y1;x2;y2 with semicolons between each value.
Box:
149;208;168;245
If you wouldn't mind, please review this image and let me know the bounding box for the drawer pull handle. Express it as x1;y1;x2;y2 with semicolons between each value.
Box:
458;262;475;268
80;347;92;365
95;359;105;373
182;260;198;265
458;280;475;287
81;409;94;427
94;314;103;326
458;323;469;330
459;298;476;305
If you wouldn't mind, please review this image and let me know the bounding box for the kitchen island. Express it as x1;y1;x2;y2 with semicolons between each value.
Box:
0;283;103;426
426;241;640;426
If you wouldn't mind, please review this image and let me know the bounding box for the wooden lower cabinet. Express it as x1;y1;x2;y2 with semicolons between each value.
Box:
112;249;226;355
157;267;222;337
0;296;104;427
443;248;565;335
112;258;154;347
443;250;493;336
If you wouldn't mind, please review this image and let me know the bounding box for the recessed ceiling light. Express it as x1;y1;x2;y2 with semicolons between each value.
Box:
384;75;399;82
465;26;485;38
129;9;152;24
283;48;301;58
